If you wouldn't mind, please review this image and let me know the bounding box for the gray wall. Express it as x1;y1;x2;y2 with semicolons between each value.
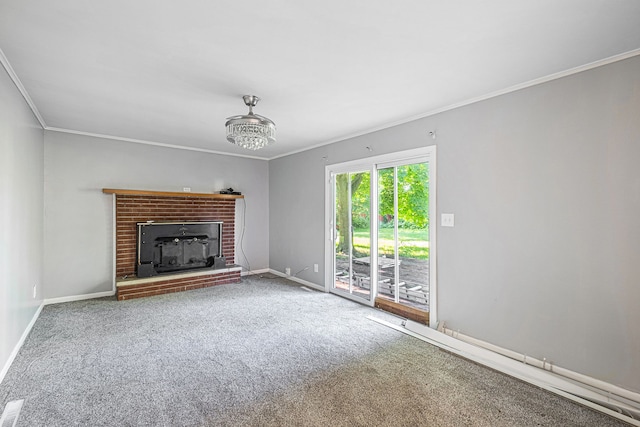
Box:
269;55;640;392
0;66;44;374
43;132;269;299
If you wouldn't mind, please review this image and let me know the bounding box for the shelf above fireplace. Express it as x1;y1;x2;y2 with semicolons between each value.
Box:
102;188;244;199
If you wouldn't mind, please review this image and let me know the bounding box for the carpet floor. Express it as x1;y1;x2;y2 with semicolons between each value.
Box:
0;276;628;426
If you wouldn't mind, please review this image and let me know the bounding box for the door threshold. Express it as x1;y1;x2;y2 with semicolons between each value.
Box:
374;297;429;325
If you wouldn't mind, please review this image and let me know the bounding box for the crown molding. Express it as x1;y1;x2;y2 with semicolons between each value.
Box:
268;47;640;160
45;127;269;161
0;47;47;129
3;44;638;162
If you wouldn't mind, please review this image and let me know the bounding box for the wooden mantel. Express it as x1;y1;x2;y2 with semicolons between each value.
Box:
102;188;244;199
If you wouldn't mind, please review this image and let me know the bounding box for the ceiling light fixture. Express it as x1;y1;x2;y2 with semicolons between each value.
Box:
225;95;276;150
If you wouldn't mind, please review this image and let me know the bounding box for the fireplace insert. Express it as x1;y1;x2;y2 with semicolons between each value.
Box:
136;221;223;278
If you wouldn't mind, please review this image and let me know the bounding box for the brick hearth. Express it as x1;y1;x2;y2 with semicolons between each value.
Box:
103;189;244;300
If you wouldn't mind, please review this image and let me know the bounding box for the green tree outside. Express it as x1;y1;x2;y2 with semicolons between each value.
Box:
336;162;429;259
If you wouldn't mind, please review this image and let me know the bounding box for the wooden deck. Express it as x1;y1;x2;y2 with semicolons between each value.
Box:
336;255;429;321
335;272;429;312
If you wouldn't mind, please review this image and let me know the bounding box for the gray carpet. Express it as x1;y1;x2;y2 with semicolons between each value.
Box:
0;277;628;426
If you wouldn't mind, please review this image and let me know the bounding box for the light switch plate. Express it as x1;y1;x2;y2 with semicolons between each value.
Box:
441;213;455;227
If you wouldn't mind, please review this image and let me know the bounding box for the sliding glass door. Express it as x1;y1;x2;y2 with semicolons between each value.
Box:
326;147;436;320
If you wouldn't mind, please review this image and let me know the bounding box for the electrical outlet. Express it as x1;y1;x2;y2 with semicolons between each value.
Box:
314;264;318;273
183;187;191;192
285;267;291;276
33;284;37;299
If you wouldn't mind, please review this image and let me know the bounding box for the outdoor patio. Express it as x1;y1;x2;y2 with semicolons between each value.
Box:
335;255;429;311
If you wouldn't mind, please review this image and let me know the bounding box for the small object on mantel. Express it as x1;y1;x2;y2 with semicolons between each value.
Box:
219;187;241;195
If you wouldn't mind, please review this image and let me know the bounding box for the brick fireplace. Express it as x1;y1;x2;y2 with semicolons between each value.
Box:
103;189;243;300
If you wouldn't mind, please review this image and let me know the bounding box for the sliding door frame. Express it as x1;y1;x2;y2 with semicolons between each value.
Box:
326;165;377;306
324;146;438;326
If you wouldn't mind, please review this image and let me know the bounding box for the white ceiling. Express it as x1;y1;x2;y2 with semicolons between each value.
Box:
1;1;640;160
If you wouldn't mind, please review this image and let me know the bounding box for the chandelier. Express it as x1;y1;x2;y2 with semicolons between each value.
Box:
225;95;276;150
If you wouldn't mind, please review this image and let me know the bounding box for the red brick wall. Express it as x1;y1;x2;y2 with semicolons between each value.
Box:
115;195;236;277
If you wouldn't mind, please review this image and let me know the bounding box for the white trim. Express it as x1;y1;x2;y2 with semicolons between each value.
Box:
369;316;640;426
241;268;270;277
0;399;24;426
268;48;640;161
436;325;640;406
0;47;47;128
327;147;433;170
370;164;379;305
377;155;431;170
392;166;399;303
44;290;115;305
427;147;437;327
324;169;333;293
45;127;268;161
268;269;325;292
0;303;44;385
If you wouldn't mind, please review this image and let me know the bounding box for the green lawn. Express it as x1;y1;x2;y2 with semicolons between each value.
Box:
352;227;429;259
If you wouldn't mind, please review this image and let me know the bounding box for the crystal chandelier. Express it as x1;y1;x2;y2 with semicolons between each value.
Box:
225;95;276;150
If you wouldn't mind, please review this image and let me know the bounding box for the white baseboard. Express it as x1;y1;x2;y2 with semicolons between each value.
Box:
369;316;640;426
44;290;115;305
0;302;44;385
268;269;325;292
241;268;270;277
